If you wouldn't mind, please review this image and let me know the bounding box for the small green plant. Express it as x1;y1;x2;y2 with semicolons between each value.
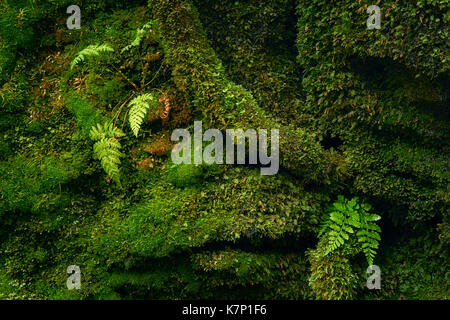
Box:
69;22;163;135
67;22;165;187
128;92;160;137
319;196;381;265
89;122;125;186
71;44;114;69
121;22;156;53
308;196;381;299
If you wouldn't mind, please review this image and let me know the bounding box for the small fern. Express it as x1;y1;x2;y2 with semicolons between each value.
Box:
90;122;125;141
89;122;125;186
121;22;155;53
71;44;114;69
357;205;382;265
128;92;159;137
319;196;381;265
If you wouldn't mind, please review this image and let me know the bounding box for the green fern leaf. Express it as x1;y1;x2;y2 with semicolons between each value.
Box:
318;214;331;237
319;196;382;265
121;22;155;53
128;92;159;137
71;44;114;69
89;122;125;186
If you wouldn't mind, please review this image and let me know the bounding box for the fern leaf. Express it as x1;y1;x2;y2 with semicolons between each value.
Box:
318;215;331;237
71;44;114;69
128;92;159;137
93;138;123;186
90;122;125;141
320;196;382;265
89;122;125;186
121;22;155;53
367;223;381;232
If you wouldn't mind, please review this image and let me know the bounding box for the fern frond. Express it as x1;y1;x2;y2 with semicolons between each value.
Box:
71;44;114;69
320;196;382;265
128;92;159;137
121;22;155;53
318;214;331;237
90;122;125;141
89;122;125;186
92;137;123;186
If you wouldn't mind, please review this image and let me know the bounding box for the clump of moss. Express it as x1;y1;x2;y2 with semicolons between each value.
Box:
150;0;345;184
65;94;105;137
307;238;359;300
0;140;12;160
168;163;204;187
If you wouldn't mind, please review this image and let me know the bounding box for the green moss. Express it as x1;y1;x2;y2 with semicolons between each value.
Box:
86;76;126;108
296;0;449;227
0;140;12;160
307;238;359;300
0;45;16;84
0;0;447;300
150;0;344;184
167;163;204;187
65;94;105;137
0;152;87;216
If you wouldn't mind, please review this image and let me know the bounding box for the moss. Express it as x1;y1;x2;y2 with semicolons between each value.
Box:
104;250;312;299
0;151;88;216
0;140;12;160
195;0;304;125
296;0;449;227
150;0;345;184
0;45;16;84
0;0;447;300
307;238;359;300
85;76;126;108
167;163;204;187
65;94;105;137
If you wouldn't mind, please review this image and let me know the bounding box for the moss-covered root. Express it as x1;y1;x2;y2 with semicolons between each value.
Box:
307;238;358;300
149;0;345;183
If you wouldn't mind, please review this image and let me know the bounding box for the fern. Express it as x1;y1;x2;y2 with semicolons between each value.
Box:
128;92;159;137
90;122;125;141
357;203;381;265
318;209;332;238
319;196;381;265
89;122;125;186
121;22;155;53
71;44;114;69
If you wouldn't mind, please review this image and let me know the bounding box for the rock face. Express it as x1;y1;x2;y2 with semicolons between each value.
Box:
151;0;344;184
0;0;448;300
